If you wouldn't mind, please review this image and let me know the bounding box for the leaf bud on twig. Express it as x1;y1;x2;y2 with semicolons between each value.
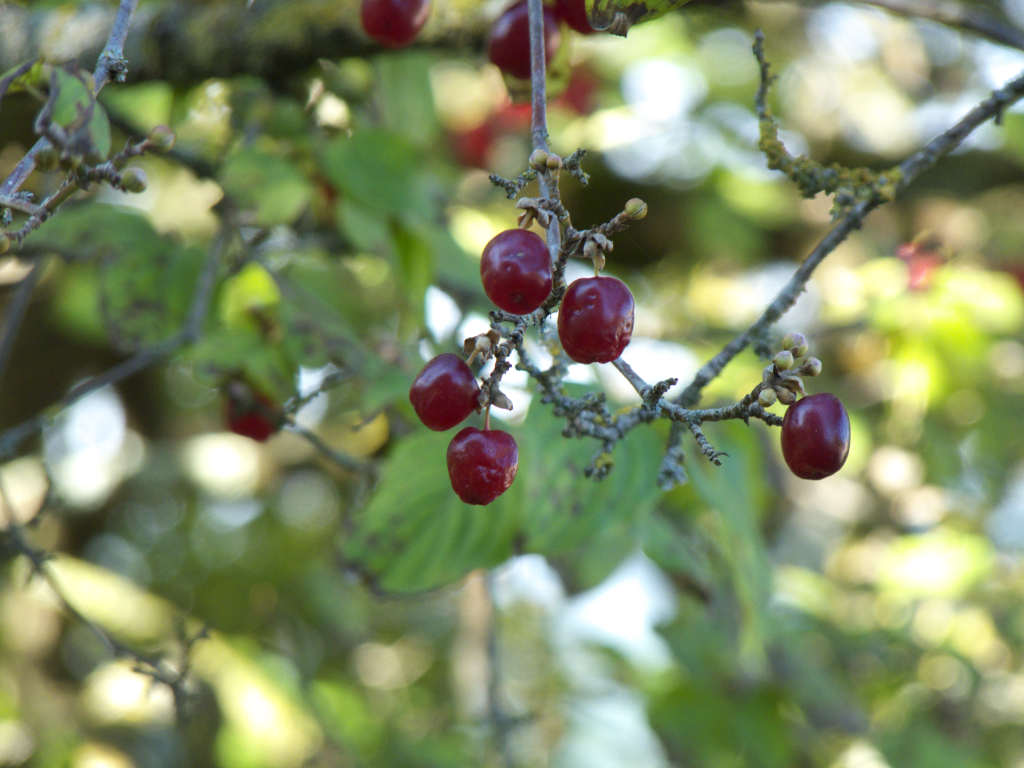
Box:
623;198;647;220
773;350;794;370
529;149;549;170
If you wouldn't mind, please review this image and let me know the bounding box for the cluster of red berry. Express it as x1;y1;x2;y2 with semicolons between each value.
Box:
410;223;636;505
359;0;594;74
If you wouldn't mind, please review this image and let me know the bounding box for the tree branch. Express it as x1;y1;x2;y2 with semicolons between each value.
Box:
756;0;1024;52
0;0;139;202
675;32;1024;409
0;231;222;462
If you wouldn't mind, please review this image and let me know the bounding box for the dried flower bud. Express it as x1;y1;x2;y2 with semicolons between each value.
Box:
491;390;514;410
528;149;548;170
779;375;805;396
758;388;777;407
583;239;605;272
623;198;647;220
775;386;796;405
773;350;794;371
782;332;809;357
800;357;822;377
121;167;147;193
545;153;562;171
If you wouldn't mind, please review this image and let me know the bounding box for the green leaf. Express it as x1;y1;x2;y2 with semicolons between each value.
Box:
33;204;199;348
186;328;295;400
374;53;440;148
0;59;45;100
320;132;432;217
686;420;771;675
341;400;663;592
50;68;111;160
100;81;174;128
220;149;313;226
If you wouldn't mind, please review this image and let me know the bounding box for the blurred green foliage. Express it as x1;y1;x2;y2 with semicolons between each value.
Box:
1;1;1023;767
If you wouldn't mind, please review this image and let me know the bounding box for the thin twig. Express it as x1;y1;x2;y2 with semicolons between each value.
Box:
0;259;45;386
0;478;203;721
756;0;1024;52
0;0;137;200
0;234;222;462
675;36;1024;409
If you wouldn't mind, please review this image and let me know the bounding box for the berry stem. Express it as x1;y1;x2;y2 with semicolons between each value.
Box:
526;0;564;291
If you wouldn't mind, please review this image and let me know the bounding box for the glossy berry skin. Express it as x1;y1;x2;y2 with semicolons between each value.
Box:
557;276;635;363
481;229;552;314
780;393;851;480
447;427;518;505
226;391;278;442
409;354;480;431
555;0;595;34
488;2;561;80
360;0;430;48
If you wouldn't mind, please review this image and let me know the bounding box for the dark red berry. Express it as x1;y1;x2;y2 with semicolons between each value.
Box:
554;0;595;34
780;393;851;480
409;353;480;431
557;275;634;363
481;229;553;314
360;0;430;48
226;389;279;442
446;427;518;505
488;2;561;81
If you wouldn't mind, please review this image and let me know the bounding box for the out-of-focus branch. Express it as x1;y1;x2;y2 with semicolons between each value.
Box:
0;0;485;87
0;232;222;462
0;482;206;722
756;0;1024;52
674;32;1024;409
0;260;45;387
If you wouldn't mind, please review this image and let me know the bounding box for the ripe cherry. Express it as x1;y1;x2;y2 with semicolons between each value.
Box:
360;0;430;48
226;387;279;442
481;229;552;314
557;275;634;363
488;2;561;81
447;427;518;505
554;0;595;34
780;393;851;480
409;353;480;431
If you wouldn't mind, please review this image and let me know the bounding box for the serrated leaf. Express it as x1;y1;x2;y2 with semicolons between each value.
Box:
220;149;313;226
341;402;664;592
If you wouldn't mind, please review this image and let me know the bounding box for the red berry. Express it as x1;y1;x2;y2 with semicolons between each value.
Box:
488;2;561;81
409;353;480;431
780;393;851;480
360;0;430;48
481;229;553;314
226;389;279;442
557;276;634;363
554;0;595;34
446;427;518;505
